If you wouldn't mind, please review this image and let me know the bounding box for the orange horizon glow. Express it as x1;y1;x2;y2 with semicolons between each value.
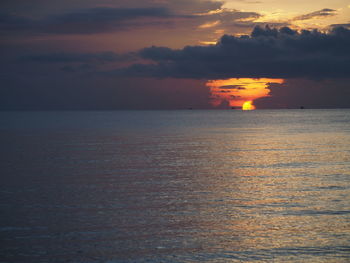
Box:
206;78;284;109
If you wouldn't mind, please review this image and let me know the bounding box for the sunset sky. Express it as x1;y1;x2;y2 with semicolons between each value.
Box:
1;0;349;109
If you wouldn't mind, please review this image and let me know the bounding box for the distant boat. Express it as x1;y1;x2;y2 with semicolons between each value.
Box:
300;106;304;109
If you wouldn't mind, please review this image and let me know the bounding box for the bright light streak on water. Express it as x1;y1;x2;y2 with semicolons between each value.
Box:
0;110;350;262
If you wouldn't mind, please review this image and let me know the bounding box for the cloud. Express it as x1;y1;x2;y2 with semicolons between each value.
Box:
197;8;262;29
21;51;136;63
0;6;265;36
0;0;290;46
115;25;350;79
0;7;181;34
0;1;280;39
218;85;246;89
19;51;139;73
0;0;224;18
293;8;337;21
330;23;350;29
254;78;350;109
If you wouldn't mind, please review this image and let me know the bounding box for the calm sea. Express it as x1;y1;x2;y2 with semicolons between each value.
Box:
1;110;350;262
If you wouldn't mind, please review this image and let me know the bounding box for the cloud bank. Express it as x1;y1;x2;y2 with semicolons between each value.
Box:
0;5;265;36
116;25;350;79
0;7;179;34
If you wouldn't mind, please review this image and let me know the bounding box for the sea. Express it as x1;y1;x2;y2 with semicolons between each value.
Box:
0;110;350;262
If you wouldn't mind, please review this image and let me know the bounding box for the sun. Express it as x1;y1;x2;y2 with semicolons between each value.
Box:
242;101;255;110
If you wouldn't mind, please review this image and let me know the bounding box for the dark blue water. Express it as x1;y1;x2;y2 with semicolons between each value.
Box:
1;110;350;262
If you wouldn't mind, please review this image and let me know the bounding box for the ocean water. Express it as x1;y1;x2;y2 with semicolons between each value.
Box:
0;110;350;262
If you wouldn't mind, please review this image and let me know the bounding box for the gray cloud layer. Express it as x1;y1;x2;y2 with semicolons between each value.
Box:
0;5;263;35
22;52;135;63
0;0;224;16
115;26;350;79
0;7;178;34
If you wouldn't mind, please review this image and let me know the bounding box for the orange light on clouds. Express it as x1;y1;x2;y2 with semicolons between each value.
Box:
206;78;284;109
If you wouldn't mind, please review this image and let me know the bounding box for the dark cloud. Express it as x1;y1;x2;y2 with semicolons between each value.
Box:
293;8;337;21
0;0;225;34
0;0;283;47
231;21;289;29
0;5;264;36
21;51;136;63
255;78;350;109
0;0;224;16
0;13;34;32
219;85;246;89
116;25;350;79
0;7;180;34
16;51;139;74
46;7;178;34
330;23;350;29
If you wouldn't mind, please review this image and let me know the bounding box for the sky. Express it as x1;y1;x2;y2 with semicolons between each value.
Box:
1;0;350;109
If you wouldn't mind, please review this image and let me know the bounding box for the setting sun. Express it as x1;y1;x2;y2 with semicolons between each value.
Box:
206;78;284;109
242;101;255;110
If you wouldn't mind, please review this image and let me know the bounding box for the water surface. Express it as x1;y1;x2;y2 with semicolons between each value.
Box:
1;110;350;262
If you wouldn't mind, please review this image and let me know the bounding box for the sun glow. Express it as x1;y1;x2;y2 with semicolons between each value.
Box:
242;101;255;110
206;78;284;110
